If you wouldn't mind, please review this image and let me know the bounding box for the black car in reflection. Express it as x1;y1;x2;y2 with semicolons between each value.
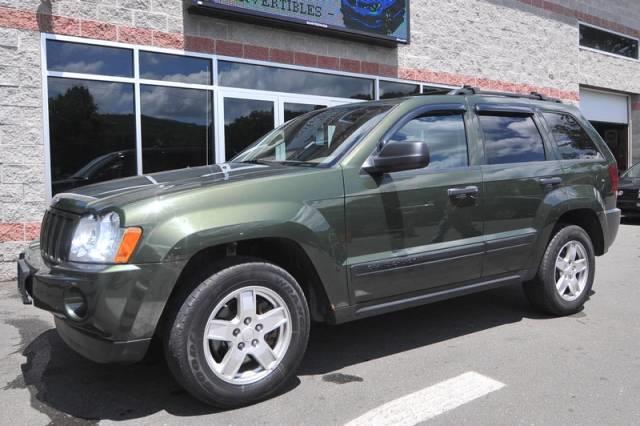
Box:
52;147;207;194
617;162;640;216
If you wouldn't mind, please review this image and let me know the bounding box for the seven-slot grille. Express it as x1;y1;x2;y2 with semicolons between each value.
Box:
619;188;639;200
39;208;78;262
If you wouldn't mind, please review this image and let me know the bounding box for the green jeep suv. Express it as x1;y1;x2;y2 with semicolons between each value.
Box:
18;88;621;407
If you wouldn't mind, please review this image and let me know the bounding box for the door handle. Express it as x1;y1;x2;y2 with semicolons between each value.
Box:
448;186;479;198
538;177;563;186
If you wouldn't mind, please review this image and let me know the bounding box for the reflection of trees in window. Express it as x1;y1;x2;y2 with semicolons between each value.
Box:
225;110;275;158
543;113;601;160
48;81;136;190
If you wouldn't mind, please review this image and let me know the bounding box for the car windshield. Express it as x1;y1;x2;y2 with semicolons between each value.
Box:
624;162;640;178
232;102;396;167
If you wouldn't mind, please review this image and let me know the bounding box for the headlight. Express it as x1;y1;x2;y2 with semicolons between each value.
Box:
69;212;142;263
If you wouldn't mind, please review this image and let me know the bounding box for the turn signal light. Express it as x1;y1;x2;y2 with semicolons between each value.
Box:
115;227;142;264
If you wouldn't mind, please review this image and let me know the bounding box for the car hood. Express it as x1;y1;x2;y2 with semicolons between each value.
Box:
50;162;314;214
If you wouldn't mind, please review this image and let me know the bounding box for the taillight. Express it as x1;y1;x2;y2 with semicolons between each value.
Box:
608;163;619;195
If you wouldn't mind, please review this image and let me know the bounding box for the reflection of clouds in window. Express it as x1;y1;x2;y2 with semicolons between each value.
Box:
141;86;211;125
480;115;545;164
141;70;211;84
390;114;468;169
46;40;132;77
48;79;134;114
218;61;373;99
224;98;273;124
140;51;211;84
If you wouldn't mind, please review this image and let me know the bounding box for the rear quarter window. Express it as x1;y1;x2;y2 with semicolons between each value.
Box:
542;112;603;160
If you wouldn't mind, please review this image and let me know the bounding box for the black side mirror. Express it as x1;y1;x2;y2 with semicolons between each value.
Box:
364;141;430;175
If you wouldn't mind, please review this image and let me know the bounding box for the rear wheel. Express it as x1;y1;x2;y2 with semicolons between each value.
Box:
524;225;595;316
164;260;310;407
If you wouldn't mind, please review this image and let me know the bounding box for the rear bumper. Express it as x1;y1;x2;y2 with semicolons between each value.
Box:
601;208;621;253
18;243;184;363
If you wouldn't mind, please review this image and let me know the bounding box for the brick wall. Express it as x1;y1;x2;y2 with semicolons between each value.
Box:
0;0;639;280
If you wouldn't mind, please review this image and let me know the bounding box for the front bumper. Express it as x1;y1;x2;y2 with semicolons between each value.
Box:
617;199;640;215
18;243;184;363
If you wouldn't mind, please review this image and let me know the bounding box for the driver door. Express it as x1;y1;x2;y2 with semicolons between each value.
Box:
344;105;484;304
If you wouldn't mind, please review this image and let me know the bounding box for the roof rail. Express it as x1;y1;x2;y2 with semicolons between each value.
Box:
447;85;562;103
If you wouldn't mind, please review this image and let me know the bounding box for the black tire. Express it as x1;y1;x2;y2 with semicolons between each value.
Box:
164;259;310;408
524;225;595;316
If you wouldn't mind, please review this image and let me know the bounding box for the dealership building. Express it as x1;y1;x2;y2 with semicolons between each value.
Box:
0;0;639;279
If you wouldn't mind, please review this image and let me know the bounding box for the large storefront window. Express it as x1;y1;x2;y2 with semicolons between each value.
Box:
43;36;452;197
140;86;214;173
48;77;137;195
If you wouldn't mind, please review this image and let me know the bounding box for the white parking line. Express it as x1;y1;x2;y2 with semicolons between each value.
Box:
345;371;505;426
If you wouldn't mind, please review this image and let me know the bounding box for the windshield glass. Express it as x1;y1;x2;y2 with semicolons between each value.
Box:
232;102;396;166
624;162;640;178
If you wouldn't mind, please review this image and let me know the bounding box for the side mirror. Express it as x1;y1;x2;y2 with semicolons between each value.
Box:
364;141;430;175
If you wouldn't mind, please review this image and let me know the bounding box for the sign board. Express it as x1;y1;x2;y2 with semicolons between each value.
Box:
190;0;410;45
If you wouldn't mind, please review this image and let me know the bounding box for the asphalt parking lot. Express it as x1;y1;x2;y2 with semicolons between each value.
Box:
1;220;639;425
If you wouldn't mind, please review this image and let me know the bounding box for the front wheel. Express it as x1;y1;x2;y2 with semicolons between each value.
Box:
524;225;596;316
164;260;310;408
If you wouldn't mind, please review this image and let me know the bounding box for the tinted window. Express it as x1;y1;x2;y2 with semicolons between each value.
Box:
379;81;420;99
140;51;212;84
218;61;374;100
140;86;213;173
224;98;275;159
580;24;638;59
543;113;602;160
48;77;136;195
479;115;546;164
46;40;133;77
422;85;451;95
283;102;326;122
388;113;468;170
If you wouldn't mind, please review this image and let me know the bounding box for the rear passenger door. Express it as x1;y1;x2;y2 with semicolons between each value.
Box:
472;101;565;278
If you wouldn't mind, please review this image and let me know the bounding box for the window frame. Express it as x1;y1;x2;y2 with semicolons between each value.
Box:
578;22;640;61
41;33;459;199
539;110;605;162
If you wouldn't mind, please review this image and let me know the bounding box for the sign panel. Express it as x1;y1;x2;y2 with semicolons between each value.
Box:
191;0;410;45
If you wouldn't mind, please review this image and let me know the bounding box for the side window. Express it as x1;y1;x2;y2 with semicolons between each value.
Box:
542;112;603;160
388;113;468;170
478;114;546;164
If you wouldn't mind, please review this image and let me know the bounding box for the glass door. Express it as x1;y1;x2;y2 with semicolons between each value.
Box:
217;89;277;162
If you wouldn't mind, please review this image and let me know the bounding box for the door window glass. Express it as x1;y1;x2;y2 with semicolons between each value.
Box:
224;98;275;159
387;113;468;170
140;51;212;85
218;61;374;100
283;102;326;122
379;80;420;99
542;112;603;160
46;40;133;77
48;77;137;195
479;115;546;164
140;86;213;173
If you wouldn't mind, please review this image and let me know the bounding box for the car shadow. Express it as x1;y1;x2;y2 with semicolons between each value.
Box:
12;285;545;422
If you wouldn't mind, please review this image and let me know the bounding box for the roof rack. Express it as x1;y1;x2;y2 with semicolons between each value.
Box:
447;85;563;103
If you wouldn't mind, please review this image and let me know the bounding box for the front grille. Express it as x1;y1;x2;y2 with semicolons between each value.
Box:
620;188;639;200
40;209;78;262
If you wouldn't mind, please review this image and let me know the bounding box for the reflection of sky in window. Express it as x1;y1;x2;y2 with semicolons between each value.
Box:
391;114;467;169
46;40;133;77
219;61;374;100
48;78;134;115
141;86;212;125
224;98;274;125
140;51;212;84
480;116;545;164
379;81;420;99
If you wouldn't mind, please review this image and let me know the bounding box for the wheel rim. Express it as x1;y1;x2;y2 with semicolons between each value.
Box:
555;240;589;302
202;286;292;385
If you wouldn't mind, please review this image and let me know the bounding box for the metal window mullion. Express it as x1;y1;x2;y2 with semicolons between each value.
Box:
133;46;143;176
41;34;53;201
